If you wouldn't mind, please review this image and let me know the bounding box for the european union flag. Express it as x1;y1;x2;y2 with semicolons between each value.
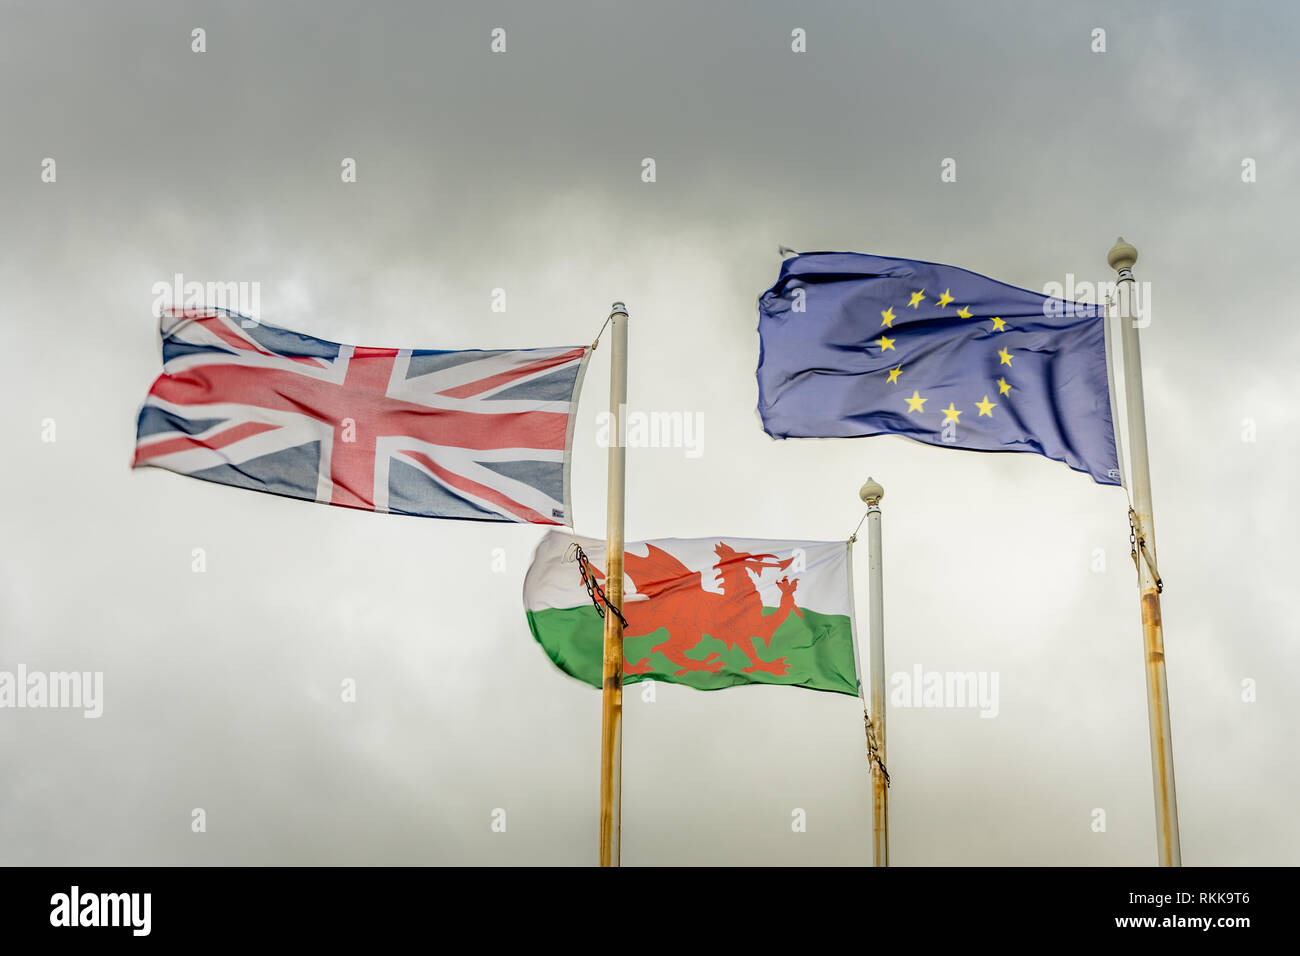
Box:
757;252;1122;485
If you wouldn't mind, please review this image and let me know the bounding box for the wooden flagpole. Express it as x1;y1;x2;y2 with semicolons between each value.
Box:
599;302;628;867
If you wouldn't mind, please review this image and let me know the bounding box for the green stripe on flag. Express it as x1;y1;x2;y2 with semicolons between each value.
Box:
527;603;859;695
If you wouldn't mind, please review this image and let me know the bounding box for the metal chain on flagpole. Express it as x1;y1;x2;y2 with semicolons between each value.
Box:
566;542;627;627
1128;509;1138;571
863;710;891;787
1128;507;1164;593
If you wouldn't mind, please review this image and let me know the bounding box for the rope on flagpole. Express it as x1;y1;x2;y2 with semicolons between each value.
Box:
1107;284;1165;592
1109;285;1165;593
1128;508;1164;593
589;302;625;352
847;507;870;545
1107;283;1138;515
561;303;633;622
847;516;878;801
864;710;891;787
566;541;628;627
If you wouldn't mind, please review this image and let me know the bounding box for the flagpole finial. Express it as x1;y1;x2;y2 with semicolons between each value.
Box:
610;301;628;317
1107;237;1138;275
859;477;884;506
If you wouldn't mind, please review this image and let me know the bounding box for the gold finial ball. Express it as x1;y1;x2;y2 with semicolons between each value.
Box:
1107;237;1138;273
859;477;884;505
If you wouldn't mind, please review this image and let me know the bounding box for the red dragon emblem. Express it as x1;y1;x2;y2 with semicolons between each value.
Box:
596;542;804;676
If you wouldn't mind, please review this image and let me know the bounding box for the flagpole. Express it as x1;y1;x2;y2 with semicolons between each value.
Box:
1107;239;1181;866
859;477;889;866
599;301;629;867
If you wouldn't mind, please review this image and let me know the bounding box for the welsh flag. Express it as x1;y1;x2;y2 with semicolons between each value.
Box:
524;531;860;695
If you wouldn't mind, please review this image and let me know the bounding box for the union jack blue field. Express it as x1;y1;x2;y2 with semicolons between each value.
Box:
132;307;590;524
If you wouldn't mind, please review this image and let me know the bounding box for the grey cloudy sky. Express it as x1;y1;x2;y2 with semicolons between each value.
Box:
2;1;1296;865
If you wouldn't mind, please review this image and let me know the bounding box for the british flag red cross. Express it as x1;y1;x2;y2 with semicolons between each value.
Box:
133;307;589;524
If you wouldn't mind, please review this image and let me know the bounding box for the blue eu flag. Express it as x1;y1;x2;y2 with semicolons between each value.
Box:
757;252;1121;485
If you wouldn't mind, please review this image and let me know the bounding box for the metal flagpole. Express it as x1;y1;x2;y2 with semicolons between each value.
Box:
599;301;629;867
1107;239;1181;866
859;477;889;866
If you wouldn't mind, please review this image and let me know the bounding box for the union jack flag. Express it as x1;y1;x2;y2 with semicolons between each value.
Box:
132;307;590;524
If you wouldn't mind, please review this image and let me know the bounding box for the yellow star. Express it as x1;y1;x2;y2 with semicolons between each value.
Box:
990;316;1007;332
936;289;954;308
998;347;1013;366
905;390;927;413
941;402;962;423
880;307;896;328
957;306;973;319
975;395;997;417
908;290;926;309
877;334;896;351
886;365;902;384
997;377;1012;395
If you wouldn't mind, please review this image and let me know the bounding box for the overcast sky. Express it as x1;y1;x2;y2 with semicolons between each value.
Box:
2;0;1296;865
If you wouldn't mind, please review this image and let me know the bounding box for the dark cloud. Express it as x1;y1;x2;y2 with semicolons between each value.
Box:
1;0;1294;865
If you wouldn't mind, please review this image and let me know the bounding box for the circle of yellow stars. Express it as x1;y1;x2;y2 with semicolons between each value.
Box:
872;288;1015;425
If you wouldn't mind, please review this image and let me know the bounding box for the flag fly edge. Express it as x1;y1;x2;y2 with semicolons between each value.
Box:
560;346;593;529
